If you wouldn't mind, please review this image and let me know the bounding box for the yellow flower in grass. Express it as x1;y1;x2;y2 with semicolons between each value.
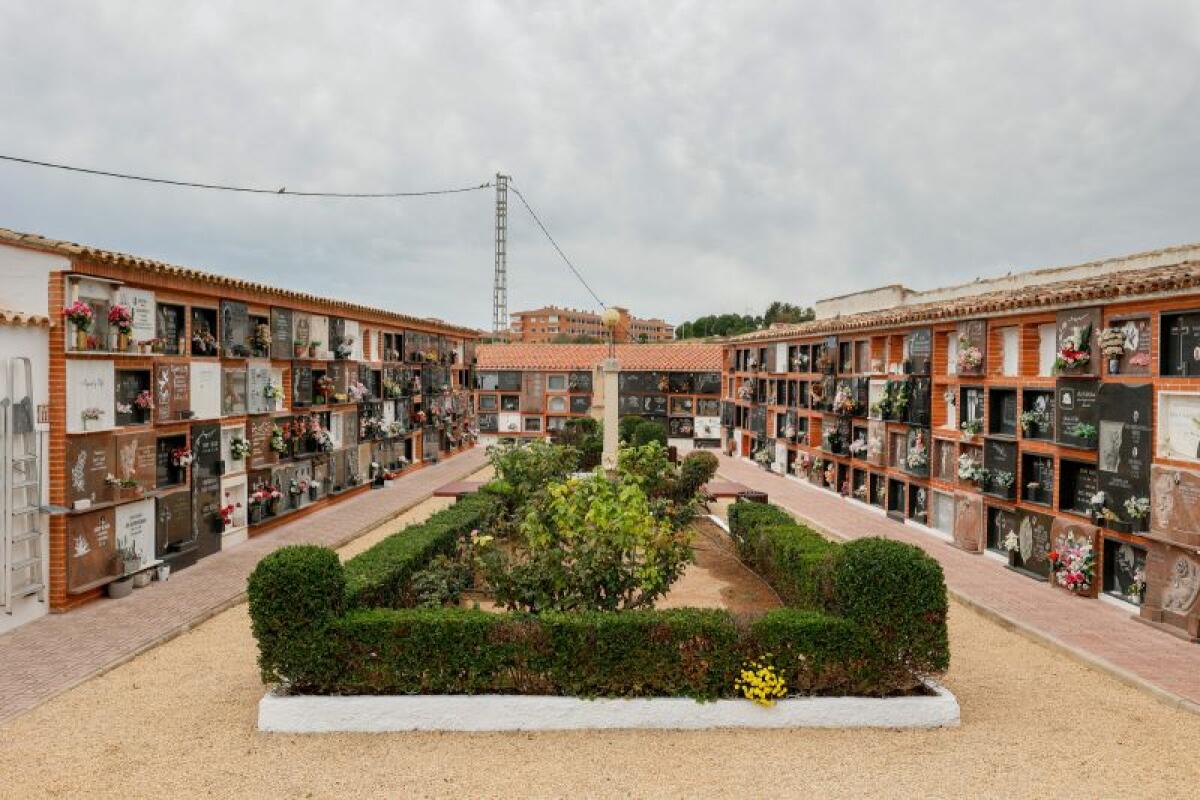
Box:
734;657;787;707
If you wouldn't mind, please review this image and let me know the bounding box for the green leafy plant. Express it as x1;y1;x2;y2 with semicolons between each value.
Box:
631;419;667;447
1070;422;1098;442
409;554;473;608
486;440;580;514
483;473;692;613
617;415;644;444
552;417;603;470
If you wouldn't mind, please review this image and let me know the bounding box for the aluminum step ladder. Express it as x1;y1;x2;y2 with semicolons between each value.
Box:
3;356;46;614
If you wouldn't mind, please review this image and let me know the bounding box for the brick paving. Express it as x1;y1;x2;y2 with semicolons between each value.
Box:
716;454;1200;712
0;447;487;725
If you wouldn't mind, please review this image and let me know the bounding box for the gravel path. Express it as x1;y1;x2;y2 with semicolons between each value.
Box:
2;495;1199;798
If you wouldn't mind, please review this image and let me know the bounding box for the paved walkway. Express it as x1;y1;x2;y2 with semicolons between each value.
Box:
715;454;1200;713
0;447;488;725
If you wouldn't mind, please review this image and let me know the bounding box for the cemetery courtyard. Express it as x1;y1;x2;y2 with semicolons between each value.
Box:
1;460;1199;799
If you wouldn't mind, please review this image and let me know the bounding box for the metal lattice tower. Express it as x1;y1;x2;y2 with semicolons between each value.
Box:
492;173;509;336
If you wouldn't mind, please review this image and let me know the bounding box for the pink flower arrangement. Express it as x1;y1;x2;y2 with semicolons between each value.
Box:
107;303;134;335
1049;533;1095;593
171;446;194;468
1054;324;1092;372
133;389;154;410
61;300;94;331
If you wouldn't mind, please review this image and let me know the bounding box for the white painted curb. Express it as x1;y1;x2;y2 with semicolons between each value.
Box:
258;682;959;732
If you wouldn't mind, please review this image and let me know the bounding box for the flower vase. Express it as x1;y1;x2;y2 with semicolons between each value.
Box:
75;329;89;351
117;332;130;352
1108;357;1120;375
294;344;306;358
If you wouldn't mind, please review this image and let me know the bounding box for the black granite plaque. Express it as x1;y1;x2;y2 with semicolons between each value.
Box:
191;423;222;479
907;328;932;375
1096;383;1152;514
270;308;293;359
114;369;150;426
907;377;931;426
155;489;193;557
155;303;184;354
293;365;313;407
1012;508;1053;578
220;300;250;357
1056;380;1100;448
1055;307;1101;376
696;372;722;394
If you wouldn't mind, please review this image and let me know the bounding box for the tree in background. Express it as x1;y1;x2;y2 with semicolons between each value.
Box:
675;302;814;339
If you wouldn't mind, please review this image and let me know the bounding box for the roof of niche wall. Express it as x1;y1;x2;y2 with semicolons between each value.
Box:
729;255;1200;344
476;343;722;371
0;227;480;338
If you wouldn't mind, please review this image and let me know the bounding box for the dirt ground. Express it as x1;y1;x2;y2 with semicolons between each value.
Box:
2;492;1199;799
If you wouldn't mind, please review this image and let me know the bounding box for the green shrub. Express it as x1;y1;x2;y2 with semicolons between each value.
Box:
410;554;474;608
485;473;692;612
487;440;579;512
631;419;667;447
727;501;836;608
618;414;644;444
248;545;345;689
831;537;949;679
553;417;603;470
749;609;890;696
677;450;718;501
321;607;743;700
342;492;498;608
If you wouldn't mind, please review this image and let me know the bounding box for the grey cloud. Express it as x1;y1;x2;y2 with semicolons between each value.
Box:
2;1;1198;328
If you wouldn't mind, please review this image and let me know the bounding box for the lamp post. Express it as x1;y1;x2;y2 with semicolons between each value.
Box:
600;308;621;471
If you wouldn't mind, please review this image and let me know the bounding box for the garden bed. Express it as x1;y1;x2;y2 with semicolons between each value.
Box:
249;441;952;730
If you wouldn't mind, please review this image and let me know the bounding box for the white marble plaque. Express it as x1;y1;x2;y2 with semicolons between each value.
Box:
190;362;222;420
344;320;363;361
1157;391;1200;463
115;287;155;342
694;416;721;438
115;498;156;564
309;314;330;358
66;359;115;433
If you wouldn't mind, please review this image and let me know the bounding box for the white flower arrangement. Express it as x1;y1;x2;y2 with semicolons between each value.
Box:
1003;531;1019;552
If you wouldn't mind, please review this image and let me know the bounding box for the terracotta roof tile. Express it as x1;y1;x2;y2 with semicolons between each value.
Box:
0;227;479;338
0;308;49;327
476;343;722;371
730;259;1200;344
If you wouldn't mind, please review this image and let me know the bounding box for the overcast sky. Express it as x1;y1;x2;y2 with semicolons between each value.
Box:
3;2;1199;330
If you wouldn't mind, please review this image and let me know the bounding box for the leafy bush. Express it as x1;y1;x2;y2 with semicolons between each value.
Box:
631;419;667;447
728;499;949;688
342;492;497;608
410;554;474;608
483;473;692;612
248;545;345;689
830;537;949;679
677;450;718;502
553;417;603;470
618;414;644;444
617;440;676;497
487;440;579;513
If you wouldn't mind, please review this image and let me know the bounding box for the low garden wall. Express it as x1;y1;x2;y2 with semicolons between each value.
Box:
249;493;949;701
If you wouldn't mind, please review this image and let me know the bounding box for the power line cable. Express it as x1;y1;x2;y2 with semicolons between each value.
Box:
508;181;606;309
0;154;492;197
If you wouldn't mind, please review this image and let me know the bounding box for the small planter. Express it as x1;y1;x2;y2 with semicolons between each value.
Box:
309;344;319;358
294;344;307;358
123;558;142;576
1106;519;1132;534
106;577;134;599
308;486;319;501
249;505;264;525
132;571;152;589
213;517;226;535
1108;357;1121;375
155;564;171;582
1131;517;1148;533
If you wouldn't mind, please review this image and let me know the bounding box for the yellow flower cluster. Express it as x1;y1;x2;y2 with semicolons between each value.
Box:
734;658;787;707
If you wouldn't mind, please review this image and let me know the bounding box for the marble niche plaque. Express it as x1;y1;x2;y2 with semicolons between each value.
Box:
67;359;115;433
190;362;222;420
1055;380;1099;449
866;419;887;467
1055;307;1101;377
1150;464;1200;549
66;433;113;508
114;286;156;343
953;492;984;552
1012;509;1053;579
67;507;119;594
1156;391;1200;464
270;308;293;359
1096;383;1152;514
220;300;250;357
154;363;190;423
222;366;248;416
1108;316;1152;376
907;328;933;375
956;320;987;376
1142;543;1200;638
113;430;156;488
246;363;273;415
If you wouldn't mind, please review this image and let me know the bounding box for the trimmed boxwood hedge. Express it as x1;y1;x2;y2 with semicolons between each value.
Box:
249;495;949;698
342;491;500;608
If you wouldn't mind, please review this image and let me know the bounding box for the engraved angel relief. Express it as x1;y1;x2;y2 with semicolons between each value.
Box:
119;439;137;479
1163;556;1200;614
71;450;87;494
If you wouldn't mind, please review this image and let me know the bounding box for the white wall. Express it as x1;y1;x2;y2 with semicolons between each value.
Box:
0;323;51;633
0;243;68;317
